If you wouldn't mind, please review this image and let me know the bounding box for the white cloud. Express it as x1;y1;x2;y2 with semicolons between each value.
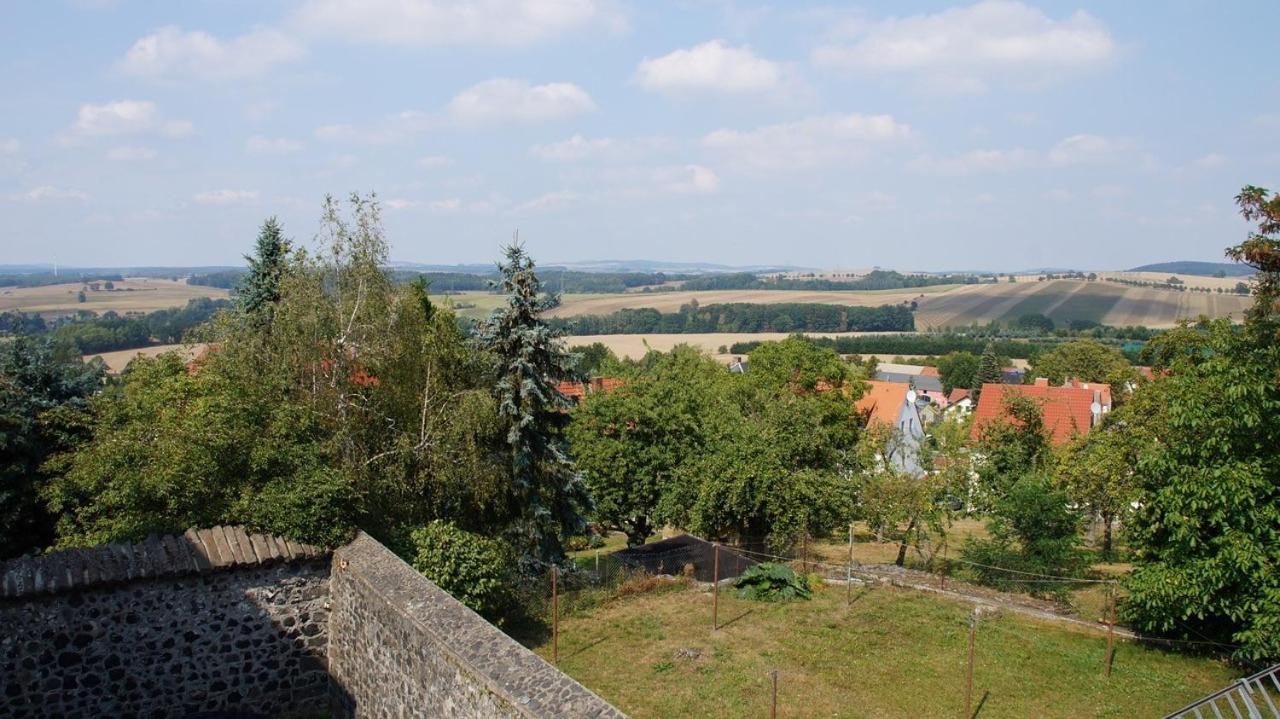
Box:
7;186;89;203
247;135;304;154
106;146;157;161
702;113;911;171
516;190;578;211
0;138;19;154
529;134;670;162
812;0;1115;93
194;189;259;205
635;40;784;95
293;0;623;47
1048;133;1130;166
447;78;596;125
909;147;1035;174
314;111;434;144
417;155;451;168
427;197;494;213
384;198;418;210
1193;152;1226;169
119;26;304;81
656;165;720;194
69;100;193;139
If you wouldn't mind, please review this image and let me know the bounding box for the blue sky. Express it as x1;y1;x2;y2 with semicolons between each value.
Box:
2;0;1277;270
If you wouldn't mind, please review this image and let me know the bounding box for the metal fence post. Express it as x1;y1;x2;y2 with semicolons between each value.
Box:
770;669;779;719
712;543;720;631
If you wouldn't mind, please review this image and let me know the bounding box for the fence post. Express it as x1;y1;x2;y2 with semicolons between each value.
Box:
846;523;854;606
1104;584;1116;677
941;541;947;591
770;669;779;719
551;564;559;666
802;533;809;574
963;609;978;719
595;549;600;578
712;543;720;631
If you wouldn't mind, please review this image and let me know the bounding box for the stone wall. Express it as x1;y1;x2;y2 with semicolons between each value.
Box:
1;528;626;719
328;533;626;719
0;527;331;719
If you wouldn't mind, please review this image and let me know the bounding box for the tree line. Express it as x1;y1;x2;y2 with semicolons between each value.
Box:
552;302;915;334
677;269;981;292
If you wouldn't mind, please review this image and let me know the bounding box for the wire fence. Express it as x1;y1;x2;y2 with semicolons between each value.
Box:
511;532;1253;717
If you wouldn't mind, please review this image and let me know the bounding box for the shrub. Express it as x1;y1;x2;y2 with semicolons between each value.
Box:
240;467;358;548
733;562;812;602
960;474;1086;599
408;521;515;620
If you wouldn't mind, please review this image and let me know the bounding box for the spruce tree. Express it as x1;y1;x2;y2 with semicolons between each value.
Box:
971;342;1004;400
238;217;290;321
475;243;589;566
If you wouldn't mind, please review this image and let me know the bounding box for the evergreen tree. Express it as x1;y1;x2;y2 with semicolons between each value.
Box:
971;342;1004;400
475;243;589;566
237;217;290;321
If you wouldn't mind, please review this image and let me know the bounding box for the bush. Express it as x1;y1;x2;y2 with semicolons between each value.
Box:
408;521;515;620
733;562;812;602
240;467;358;548
960;475;1086;599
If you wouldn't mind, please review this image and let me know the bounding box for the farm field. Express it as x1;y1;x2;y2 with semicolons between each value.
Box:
0;278;228;316
528;580;1235;719
1098;271;1252;291
443;280;1248;330
84;343;206;373
564;332;886;360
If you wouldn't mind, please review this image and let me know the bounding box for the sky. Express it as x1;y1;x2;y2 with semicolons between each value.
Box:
2;0;1278;271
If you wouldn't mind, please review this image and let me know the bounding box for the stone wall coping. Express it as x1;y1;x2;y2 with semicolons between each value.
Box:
333;532;627;719
0;526;328;600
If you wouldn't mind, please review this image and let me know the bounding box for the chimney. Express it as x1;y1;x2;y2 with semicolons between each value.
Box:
1034;377;1050;387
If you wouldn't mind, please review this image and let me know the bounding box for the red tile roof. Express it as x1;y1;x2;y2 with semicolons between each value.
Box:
919;366;941;377
557;377;625;400
969;383;1097;446
1064;378;1112;410
855;380;910;426
947;388;971;403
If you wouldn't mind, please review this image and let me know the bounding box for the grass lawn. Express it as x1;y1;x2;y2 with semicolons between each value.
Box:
529;582;1236;719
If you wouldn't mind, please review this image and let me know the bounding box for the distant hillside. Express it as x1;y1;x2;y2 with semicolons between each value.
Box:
1128;261;1254;277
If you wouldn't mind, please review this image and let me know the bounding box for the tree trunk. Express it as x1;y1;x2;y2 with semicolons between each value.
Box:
895;518;916;567
1102;512;1114;559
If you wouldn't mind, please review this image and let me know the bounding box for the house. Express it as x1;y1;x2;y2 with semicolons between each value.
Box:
945;388;974;414
728;357;749;374
874;370;949;408
1064;378;1112;415
556;377;624;403
969;382;1105;446
856;380;926;476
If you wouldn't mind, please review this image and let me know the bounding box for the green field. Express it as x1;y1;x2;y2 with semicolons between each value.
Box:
529;582;1235;719
997;281;1127;326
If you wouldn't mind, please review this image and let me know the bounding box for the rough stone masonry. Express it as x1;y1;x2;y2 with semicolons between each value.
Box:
0;526;625;719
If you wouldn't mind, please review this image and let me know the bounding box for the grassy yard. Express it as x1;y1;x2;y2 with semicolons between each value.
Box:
529;581;1236;718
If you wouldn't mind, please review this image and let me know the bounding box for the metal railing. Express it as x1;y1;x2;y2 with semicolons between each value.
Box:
1164;664;1280;719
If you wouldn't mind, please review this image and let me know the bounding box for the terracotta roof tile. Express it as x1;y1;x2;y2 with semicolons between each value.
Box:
855;380;909;426
970;383;1097;446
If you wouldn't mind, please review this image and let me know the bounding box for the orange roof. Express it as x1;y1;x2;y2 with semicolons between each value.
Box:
557;377;624;400
970;383;1097;446
1064;378;1111;410
855;380;910;426
920;366;941;377
947;388;971;403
